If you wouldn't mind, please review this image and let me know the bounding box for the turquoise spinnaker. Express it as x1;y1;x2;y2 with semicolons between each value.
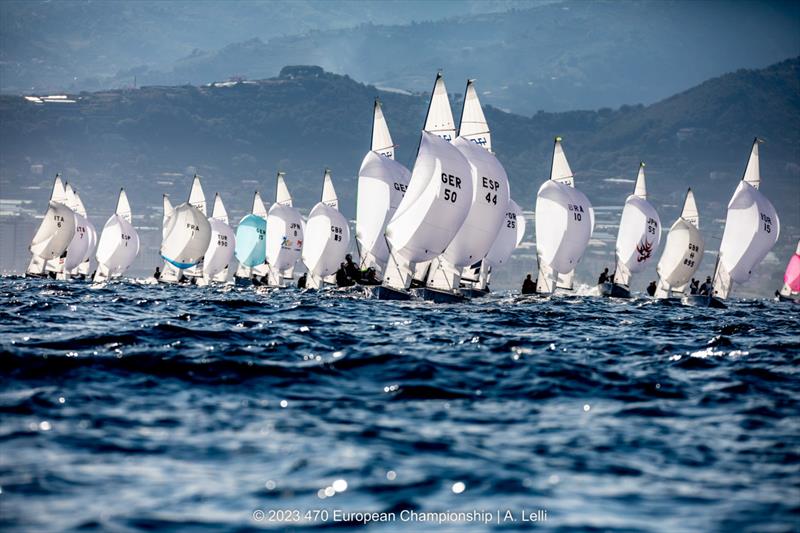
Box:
235;214;267;267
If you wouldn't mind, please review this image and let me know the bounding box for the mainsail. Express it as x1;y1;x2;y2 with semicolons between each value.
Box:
655;188;704;298
266;173;304;286
712;138;780;299
424;72;457;142
302;170;351;288
93;189;139;282
371;99;396;159
613;163;661;287
535;137;594;293
458;79;491;152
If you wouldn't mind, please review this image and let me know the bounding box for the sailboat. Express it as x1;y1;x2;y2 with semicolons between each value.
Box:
235;191;269;281
375;72;472;300
535;137;595;294
265;172;304;287
462;199;526;296
355;99;411;277
160;175;212;276
26;174;76;277
198;193;236;286
654;188;704;300
71;188;97;279
93;189;139;282
599;163;661;297
182;175;209;280
687;138;780;307
301;169;351;288
424;79;510;302
777;241;800;303
44;183;93;280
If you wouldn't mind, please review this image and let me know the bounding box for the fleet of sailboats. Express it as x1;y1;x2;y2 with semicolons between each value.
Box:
22;78;791;305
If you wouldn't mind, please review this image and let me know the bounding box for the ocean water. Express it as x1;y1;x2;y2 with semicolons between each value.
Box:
0;277;798;532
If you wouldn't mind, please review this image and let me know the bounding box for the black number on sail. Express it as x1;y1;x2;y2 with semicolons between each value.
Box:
485;192;497;205
444;189;457;203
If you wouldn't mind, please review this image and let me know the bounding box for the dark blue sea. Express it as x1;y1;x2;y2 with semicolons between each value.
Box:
1;277;798;532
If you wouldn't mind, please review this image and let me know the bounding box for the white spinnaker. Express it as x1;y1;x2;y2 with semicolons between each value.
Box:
302;171;351;286
371;99;396;159
613;164;661;286
485;199;525;268
202;193;235;280
161;203;212;269
458;80;491;152
94;189;139;280
428;136;509;289
72;189;97;267
713;181;779;298
266;174;304;275
424;73;457;142
355;151;411;272
382;131;472;289
656;189;704;297
535;138;593;293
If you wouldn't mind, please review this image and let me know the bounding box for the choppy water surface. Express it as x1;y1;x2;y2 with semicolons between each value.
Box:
0;277;798;532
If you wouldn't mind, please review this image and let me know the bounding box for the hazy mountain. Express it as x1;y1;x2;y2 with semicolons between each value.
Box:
0;0;528;93
0;59;797;293
3;0;798;116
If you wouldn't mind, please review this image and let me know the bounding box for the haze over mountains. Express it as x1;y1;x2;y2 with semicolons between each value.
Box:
1;58;798;293
2;0;798;114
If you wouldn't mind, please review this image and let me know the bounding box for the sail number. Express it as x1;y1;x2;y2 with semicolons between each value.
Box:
568;204;585;221
646;217;658;234
482;176;500;205
507;212;517;229
760;212;773;233
217;234;229;247
54;214;65;228
331;225;344;242
441;173;463;203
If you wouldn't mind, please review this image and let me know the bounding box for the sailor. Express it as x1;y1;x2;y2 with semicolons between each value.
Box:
521;274;536;294
362;267;379;285
699;276;713;295
251;274;263;287
336;263;354;287
598;268;609;285
690;278;699;294
297;273;307;289
344;254;361;282
646;281;657;297
153;266;161;280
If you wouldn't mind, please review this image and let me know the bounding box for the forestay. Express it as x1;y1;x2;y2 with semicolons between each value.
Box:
302;170;351;287
655;188;704;297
